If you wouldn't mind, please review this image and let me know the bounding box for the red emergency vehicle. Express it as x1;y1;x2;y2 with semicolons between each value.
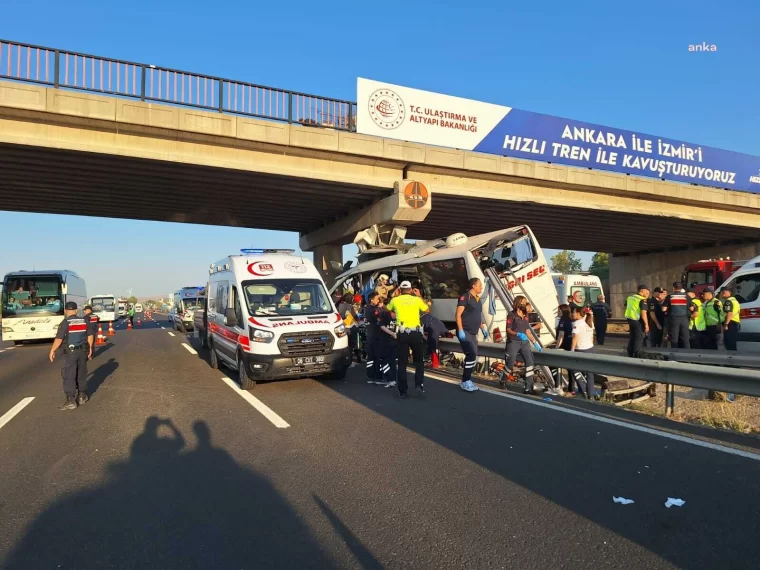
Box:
682;259;746;295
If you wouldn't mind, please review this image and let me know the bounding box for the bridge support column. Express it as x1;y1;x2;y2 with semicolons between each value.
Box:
610;241;760;317
312;245;343;289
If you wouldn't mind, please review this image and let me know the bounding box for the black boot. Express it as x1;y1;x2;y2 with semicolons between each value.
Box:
76;391;89;405
58;396;77;411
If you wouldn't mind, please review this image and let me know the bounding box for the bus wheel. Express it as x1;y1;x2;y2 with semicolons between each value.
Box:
238;356;256;390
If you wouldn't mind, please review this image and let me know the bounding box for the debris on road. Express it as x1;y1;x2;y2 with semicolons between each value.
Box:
665;497;686;508
613;497;635;505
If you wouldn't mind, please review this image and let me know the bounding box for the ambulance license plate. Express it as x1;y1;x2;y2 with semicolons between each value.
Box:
293;356;325;366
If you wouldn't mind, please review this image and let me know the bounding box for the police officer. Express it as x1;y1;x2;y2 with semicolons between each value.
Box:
376;303;398;388
647;288;667;348
663;281;691;349
48;302;94;410
701;287;722;350
720;286;741;351
591;294;612;345
625;285;650;357
363;292;383;384
456;278;488;393
504;298;537;394
386;281;429;398
687;290;705;349
83;304;100;350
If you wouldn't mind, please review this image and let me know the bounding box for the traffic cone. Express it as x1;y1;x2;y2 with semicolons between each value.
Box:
127;319;132;330
96;324;106;345
108;321;115;336
431;352;440;368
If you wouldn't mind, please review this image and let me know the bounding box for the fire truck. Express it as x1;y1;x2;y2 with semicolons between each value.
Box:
682;258;747;295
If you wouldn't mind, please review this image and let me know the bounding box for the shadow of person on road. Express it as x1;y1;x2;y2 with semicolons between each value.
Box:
4;418;336;569
85;357;118;399
91;342;115;359
313;495;383;570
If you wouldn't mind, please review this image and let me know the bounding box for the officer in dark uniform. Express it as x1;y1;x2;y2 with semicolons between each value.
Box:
48;302;94;410
363;292;383;384
590;294;612;345
83;304;100;353
647;288;666;348
663;281;691;348
456;278;486;393
376;304;398;387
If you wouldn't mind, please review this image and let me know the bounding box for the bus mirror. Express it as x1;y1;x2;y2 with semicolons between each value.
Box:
61;284;68;294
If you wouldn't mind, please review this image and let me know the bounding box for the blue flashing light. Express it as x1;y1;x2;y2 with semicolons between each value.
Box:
241;249;266;254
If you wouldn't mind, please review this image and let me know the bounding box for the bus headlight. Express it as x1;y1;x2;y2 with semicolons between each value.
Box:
251;328;274;343
334;324;347;338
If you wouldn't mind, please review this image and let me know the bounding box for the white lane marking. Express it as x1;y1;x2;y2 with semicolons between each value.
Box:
160;326;165;330
221;376;290;428
181;343;198;355
0;398;34;431
6;347;15;350
425;371;760;462
167;332;175;337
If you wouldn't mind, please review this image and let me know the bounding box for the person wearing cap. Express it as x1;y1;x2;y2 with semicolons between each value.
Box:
591;294;612;345
83;304;100;351
647;287;667;348
386;281;429;398
720;286;741;351
624;285;650;357
701;287;722;350
48;302;94;410
663;281;691;348
687;290;705;349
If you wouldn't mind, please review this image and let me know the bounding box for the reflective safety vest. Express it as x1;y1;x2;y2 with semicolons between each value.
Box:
689;299;705;331
721;296;741;324
704;299;721;326
624;294;646;321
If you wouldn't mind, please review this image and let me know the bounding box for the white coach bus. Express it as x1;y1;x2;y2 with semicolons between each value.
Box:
2;270;88;344
330;226;558;345
89;294;119;323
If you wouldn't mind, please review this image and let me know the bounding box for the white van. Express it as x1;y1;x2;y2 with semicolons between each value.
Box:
2;270;87;343
204;249;352;389
718;256;760;353
331;226;557;346
552;273;604;308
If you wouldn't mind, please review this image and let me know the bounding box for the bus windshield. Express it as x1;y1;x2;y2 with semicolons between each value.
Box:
2;275;64;318
182;298;204;311
243;279;332;317
91;297;116;312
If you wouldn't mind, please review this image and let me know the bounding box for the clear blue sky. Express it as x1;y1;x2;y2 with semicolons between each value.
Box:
1;0;757;296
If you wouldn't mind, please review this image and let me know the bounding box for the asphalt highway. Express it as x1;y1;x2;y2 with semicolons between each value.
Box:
1;315;759;569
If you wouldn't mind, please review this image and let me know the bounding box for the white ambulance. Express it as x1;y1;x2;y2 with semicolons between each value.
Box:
718;256;760;353
203;249;352;389
552;273;605;308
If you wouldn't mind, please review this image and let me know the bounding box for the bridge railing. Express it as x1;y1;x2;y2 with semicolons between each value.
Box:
0;39;356;131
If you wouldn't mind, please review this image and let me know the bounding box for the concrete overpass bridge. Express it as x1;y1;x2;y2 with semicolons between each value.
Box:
1;39;758;312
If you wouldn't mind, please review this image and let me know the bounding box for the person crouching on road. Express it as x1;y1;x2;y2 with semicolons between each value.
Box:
625;285;650;357
386;281;430;399
570;306;596;400
422;307;448;369
456;278;488;393
48;302;94;410
503;297;538;395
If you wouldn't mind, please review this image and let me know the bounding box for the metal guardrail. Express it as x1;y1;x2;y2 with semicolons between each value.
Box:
438;338;760;415
0;39;356;130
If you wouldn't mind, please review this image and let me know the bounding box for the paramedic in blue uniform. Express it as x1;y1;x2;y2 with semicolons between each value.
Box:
363;292;382;383
456;278;488;393
49;302;94;410
504;299;538;395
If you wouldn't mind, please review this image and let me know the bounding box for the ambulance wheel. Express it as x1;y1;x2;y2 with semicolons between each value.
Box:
209;343;219;370
238;355;256;390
